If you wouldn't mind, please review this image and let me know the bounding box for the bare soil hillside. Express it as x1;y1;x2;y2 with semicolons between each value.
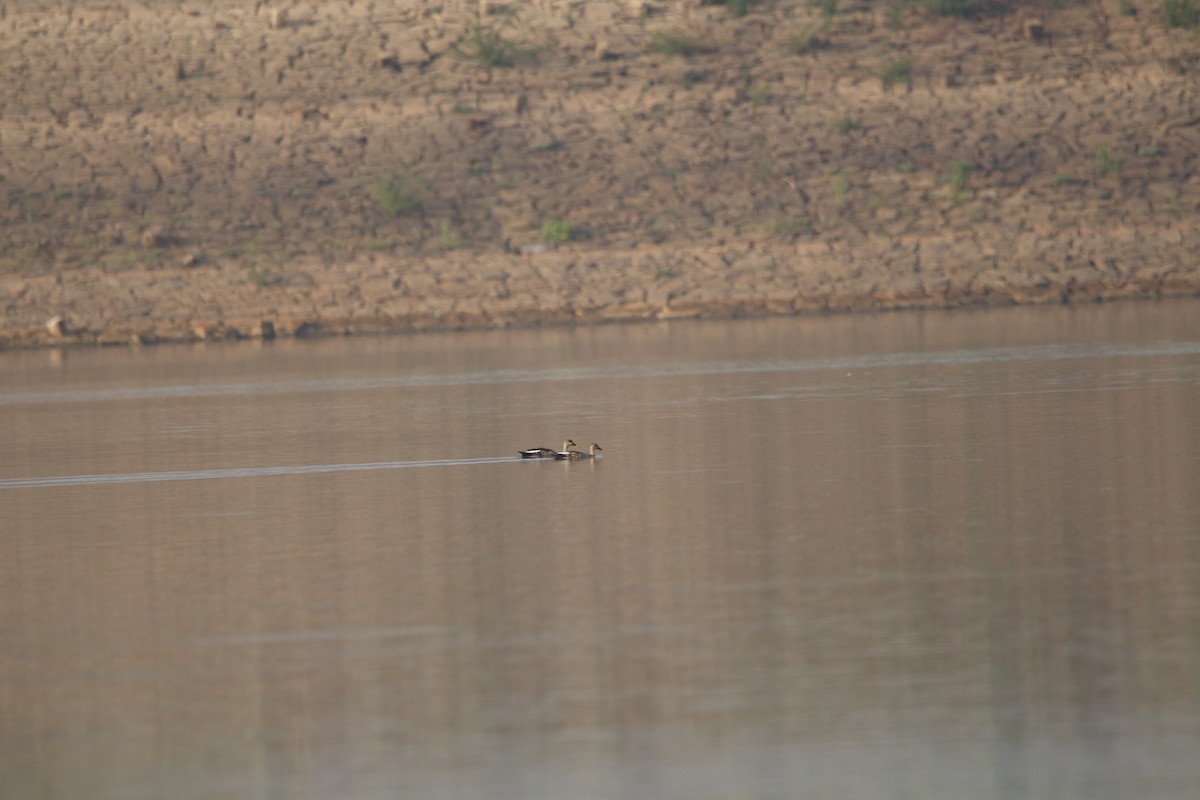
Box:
2;0;1198;347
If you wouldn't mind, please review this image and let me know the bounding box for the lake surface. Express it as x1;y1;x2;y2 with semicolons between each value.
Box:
3;301;1200;799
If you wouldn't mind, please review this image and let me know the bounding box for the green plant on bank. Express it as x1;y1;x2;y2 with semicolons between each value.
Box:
812;0;838;21
771;216;814;237
879;55;914;90
438;219;463;250
702;0;753;15
1094;145;1121;180
467;156;503;175
1139;144;1164;157
920;0;984;17
374;173;424;217
947;160;975;200
885;2;908;31
541;219;573;243
1055;174;1087;187
788;26;824;54
654;267;676;279
1163;0;1200;28
834;114;861;133
451;102;476;114
833;169;850;202
451;23;528;69
356;238;393;252
748;83;771;104
648;30;715;57
248;266;281;287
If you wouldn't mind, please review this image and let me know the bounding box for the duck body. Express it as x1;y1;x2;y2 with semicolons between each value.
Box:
520;439;576;459
556;442;603;460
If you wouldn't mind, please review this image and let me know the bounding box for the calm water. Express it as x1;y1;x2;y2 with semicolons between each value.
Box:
3;302;1200;799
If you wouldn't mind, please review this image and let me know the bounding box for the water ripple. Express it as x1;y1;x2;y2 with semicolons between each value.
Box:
0;455;523;490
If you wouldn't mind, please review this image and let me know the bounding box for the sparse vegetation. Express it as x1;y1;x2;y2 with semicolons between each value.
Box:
835;115;861;133
1139;145;1164;158
683;69;708;88
703;0;753;15
648;30;715;57
1094;145;1121;180
1163;0;1200;28
879;56;914;90
374;173;424;217
833;169;851;202
920;0;984;17
788;27;824;55
248;267;281;287
541;219;574;243
356;238;394;252
947;160;975;200
438;219;463;250
451;23;528;69
771;216;814;237
813;0;839;20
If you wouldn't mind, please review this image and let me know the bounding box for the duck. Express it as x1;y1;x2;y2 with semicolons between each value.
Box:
520;439;576;459
556;442;602;460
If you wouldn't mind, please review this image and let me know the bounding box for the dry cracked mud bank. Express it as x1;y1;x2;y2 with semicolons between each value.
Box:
2;0;1199;349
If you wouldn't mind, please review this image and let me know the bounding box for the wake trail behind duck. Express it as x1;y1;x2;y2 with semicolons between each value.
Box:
0;456;523;490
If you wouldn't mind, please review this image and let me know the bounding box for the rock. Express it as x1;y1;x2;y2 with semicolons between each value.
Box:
45;316;68;336
269;7;288;30
256;320;276;340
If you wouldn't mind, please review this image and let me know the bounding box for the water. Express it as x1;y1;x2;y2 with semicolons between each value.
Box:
3;302;1199;799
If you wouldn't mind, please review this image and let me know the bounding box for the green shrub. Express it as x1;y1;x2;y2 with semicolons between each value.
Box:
1163;0;1200;28
702;0;753;15
649;31;716;57
452;24;527;69
879;56;913;90
920;0;984;17
541;219;573;243
788;28;824;54
834;115;861;133
1094;145;1120;179
947;160;974;199
374;173;424;217
833;169;850;202
438;219;463;250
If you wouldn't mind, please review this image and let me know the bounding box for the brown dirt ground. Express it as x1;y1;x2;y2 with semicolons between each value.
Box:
2;0;1199;349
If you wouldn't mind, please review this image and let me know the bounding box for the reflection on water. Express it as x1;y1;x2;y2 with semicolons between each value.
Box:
3;302;1200;799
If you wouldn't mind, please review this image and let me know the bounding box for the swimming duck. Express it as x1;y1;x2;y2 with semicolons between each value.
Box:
556;442;602;460
520;439;576;459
